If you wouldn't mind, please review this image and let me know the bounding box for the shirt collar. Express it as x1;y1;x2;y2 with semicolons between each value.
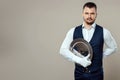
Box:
82;23;96;29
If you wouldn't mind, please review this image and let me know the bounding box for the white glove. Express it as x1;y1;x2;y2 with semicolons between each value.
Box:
76;53;91;67
73;49;84;58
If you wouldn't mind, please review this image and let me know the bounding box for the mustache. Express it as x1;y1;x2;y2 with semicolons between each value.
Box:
87;18;93;20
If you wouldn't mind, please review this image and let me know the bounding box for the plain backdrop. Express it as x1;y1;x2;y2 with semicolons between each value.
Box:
0;0;120;80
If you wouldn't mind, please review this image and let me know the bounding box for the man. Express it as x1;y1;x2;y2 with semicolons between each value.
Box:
59;2;117;80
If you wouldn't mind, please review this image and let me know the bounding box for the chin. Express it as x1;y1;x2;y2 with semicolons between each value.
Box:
86;22;94;25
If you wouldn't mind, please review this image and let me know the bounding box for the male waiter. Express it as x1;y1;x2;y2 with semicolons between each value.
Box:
60;2;117;80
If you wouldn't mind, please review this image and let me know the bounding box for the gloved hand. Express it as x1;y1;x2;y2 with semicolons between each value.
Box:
76;53;91;67
73;49;84;58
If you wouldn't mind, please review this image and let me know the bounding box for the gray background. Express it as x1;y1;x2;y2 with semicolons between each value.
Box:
0;0;120;80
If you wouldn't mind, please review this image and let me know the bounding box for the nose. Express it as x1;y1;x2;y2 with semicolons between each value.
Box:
88;14;91;18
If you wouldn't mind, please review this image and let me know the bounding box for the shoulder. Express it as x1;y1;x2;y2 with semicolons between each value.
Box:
73;25;82;32
75;25;82;29
96;24;103;29
101;27;113;40
96;24;110;33
66;24;83;34
67;27;75;33
103;27;110;33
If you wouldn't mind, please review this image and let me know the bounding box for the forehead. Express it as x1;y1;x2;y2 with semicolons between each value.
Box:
83;7;96;13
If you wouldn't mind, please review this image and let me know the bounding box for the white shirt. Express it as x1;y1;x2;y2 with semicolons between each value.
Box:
59;23;117;64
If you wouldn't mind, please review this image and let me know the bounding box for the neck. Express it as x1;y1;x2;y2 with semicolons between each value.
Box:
84;22;93;29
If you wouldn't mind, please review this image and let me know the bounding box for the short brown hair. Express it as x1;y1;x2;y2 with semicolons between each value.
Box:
83;2;97;10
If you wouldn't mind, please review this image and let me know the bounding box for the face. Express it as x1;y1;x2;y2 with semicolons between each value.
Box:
82;7;97;25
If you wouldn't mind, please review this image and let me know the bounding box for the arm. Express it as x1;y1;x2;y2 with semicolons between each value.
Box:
59;27;91;67
103;28;117;58
59;28;80;63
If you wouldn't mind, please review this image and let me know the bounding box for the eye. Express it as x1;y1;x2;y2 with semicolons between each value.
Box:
91;13;95;15
85;12;89;15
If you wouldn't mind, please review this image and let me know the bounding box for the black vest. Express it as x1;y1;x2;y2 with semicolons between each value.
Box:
73;24;104;72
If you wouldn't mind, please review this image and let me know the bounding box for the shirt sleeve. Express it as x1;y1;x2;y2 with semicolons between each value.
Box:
103;28;118;58
59;27;83;64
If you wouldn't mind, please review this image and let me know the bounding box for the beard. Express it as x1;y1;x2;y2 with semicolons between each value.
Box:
84;18;96;25
86;21;94;25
